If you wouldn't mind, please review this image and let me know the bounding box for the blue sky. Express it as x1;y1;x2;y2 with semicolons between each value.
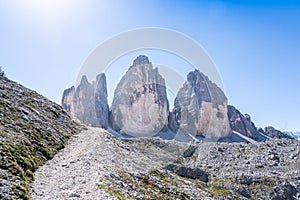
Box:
1;0;299;131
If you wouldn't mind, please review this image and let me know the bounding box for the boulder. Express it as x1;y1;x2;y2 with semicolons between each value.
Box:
110;55;169;137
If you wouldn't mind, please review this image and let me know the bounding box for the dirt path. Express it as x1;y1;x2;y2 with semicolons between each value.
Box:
30;127;115;200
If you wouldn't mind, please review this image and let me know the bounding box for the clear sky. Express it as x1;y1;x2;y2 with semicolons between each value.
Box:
1;0;299;131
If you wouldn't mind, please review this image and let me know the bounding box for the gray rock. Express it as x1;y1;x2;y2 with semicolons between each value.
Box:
263;126;294;139
173;70;231;140
94;73;109;129
61;86;75;117
227;105;259;140
73;75;99;127
167;111;178;133
166;164;209;182
182;145;198;158
110;55;169;137
62;74;109;128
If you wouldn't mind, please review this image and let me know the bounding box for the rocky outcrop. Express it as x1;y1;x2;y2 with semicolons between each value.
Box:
73;75;99;127
62;74;109;128
166;164;209;182
0;76;81;199
227;105;259;140
262;126;294;139
94;73;109;129
110;55;169;137
61;86;75;116
173;70;231;141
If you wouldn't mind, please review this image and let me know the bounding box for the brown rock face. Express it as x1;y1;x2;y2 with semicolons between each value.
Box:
61;74;109;128
173;70;231;141
61;86;75;117
73;75;99;127
110;55;169;137
94;73;109;129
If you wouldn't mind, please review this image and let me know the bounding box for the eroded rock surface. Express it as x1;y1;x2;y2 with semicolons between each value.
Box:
110;55;169;137
173;70;231;141
73;75;99;127
227;105;259;140
61;86;75;116
262;126;294;139
94;73;109;129
62;74;109;128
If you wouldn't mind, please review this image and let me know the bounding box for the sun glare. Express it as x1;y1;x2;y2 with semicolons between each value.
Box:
10;0;87;26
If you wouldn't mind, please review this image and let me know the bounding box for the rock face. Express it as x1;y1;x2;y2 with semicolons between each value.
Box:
110;55;169;137
73;75;99;127
61;86;75;116
262;126;294;139
62;74;109;128
94;74;109;129
227;105;259;140
173;70;231;141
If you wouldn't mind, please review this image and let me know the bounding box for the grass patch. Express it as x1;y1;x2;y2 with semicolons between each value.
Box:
210;185;232;196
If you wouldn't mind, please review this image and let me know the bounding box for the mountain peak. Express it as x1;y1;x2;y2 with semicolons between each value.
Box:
133;55;150;66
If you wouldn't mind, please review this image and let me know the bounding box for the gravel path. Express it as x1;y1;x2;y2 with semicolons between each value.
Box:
30;126;300;199
31;127;115;200
30;126;185;200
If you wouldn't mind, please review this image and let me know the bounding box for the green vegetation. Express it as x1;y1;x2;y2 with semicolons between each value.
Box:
0;77;82;199
98;170;190;200
210;185;232;196
107;186;126;200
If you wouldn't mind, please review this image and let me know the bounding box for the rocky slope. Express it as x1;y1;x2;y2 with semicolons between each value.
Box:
110;55;169;137
227;105;260;140
285;132;300;140
262;126;294;139
173;70;231;141
31;126;300;200
0;76;81;199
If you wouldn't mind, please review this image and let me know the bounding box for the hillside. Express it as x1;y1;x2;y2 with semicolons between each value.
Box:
0;76;82;199
32;127;300;199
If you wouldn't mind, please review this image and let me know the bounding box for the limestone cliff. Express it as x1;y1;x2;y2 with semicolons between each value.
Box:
173;70;231;141
62;74;109;128
94;73;109;129
61;86;75;117
73;75;99;127
110;55;169;137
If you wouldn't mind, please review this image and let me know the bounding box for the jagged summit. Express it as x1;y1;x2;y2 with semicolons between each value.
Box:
80;75;89;85
110;55;169;137
132;55;150;66
173;69;231;141
61;55;296;143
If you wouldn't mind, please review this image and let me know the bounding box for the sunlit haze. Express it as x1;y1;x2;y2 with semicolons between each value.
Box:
1;0;299;131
